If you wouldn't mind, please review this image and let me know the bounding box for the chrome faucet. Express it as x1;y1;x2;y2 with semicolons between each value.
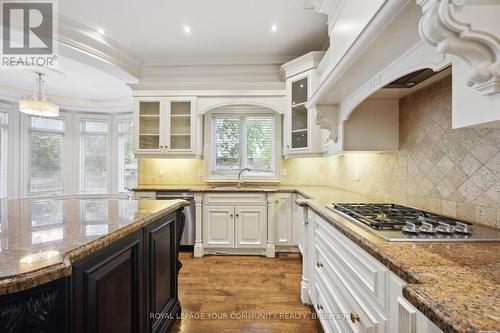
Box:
237;168;251;188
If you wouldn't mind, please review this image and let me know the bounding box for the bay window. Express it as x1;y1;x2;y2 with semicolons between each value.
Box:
0;111;7;198
118;118;137;192
29;117;65;194
210;112;278;180
80;119;109;193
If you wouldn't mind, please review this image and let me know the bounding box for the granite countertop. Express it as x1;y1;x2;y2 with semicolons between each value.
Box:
133;184;500;333
0;197;187;295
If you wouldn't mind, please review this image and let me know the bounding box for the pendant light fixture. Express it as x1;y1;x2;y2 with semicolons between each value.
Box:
19;72;59;117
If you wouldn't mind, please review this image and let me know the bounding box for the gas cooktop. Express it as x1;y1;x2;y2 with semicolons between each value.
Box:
326;203;500;242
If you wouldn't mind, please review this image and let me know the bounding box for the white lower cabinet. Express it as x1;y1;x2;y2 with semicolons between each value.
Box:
203;193;267;253
204;206;235;248
275;192;293;245
235;206;267;248
305;210;443;333
389;274;443;333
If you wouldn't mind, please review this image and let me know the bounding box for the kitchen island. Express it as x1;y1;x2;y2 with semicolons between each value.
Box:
0;197;188;333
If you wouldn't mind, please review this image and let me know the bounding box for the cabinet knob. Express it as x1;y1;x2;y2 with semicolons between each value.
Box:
316;262;323;268
236;214;239;217
230;214;233;217
350;313;360;323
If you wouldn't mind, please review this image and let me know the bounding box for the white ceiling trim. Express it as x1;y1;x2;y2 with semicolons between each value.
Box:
58;16;141;81
0;85;132;113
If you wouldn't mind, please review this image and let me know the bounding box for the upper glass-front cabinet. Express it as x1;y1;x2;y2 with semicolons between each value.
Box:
291;77;309;150
286;72;314;156
138;100;161;151
134;97;197;157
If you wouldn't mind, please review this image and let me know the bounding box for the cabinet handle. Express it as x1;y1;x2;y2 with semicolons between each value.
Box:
230;214;233;217
235;214;239;217
316;262;323;268
350;313;360;323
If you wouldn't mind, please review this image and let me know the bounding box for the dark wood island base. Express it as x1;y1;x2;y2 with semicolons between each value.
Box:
0;199;186;333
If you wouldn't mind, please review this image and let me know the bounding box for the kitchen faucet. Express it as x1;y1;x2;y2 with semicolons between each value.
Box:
237;168;251;188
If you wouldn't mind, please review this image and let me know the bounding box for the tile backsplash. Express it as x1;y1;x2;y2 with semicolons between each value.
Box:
322;76;499;229
138;75;500;229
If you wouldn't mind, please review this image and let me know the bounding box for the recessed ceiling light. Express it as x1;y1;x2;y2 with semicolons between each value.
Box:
97;28;105;35
271;24;278;32
300;84;304;88
183;25;191;34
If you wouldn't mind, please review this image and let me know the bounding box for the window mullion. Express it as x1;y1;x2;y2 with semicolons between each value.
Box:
240;116;247;169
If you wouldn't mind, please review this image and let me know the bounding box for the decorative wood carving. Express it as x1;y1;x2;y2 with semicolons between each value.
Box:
418;0;500;95
0;283;62;333
312;105;339;143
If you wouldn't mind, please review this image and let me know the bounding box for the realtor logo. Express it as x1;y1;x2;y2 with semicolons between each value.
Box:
1;0;58;68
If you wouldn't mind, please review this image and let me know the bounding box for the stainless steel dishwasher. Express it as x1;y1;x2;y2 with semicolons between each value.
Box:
156;192;195;251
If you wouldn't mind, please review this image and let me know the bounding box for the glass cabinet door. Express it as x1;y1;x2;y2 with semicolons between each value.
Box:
138;101;161;150
291;77;308;150
169;101;192;151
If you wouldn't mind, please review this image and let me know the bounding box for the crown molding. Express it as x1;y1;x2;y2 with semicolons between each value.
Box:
140;63;283;84
57;16;141;81
0;85;132;113
418;0;500;95
280;51;326;80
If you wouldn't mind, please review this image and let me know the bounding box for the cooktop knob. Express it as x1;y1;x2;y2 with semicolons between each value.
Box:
436;222;454;234
418;221;435;234
402;222;419;234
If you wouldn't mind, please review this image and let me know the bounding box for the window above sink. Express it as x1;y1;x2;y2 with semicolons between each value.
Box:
204;106;281;183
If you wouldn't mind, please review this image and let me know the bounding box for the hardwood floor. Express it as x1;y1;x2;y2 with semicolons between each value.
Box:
171;252;323;333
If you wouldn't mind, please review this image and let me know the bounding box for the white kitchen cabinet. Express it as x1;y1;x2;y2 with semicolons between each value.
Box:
292;194;305;252
235;206;267;248
202;193;267;253
281;52;328;158
389;274;443;333
275;192;293;246
203;206;234;248
304;209;444;333
133;96;199;157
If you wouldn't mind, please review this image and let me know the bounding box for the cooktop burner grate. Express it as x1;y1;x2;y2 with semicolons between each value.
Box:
330;203;470;230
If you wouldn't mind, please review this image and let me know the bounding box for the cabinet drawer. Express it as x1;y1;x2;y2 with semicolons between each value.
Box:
313;277;350;333
314;242;389;333
314;215;389;311
204;193;266;206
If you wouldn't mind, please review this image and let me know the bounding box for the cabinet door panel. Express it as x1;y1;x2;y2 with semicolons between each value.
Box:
203;206;234;248
145;213;180;333
73;232;143;333
235;206;266;248
276;193;293;245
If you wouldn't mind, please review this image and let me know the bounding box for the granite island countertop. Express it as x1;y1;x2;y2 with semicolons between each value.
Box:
133;184;500;333
0;197;188;295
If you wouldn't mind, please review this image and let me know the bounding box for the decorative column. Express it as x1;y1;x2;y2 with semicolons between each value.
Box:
193;192;204;257
266;193;276;258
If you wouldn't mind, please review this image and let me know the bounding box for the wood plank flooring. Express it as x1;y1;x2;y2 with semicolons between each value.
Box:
171;252;323;333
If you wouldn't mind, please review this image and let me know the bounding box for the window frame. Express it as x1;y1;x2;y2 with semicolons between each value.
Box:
0;109;8;198
117;115;137;192
205;107;281;183
76;114;111;194
27;115;66;196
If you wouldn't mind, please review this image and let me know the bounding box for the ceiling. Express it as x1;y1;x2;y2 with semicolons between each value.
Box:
0;1;328;111
0;56;132;112
58;0;328;65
